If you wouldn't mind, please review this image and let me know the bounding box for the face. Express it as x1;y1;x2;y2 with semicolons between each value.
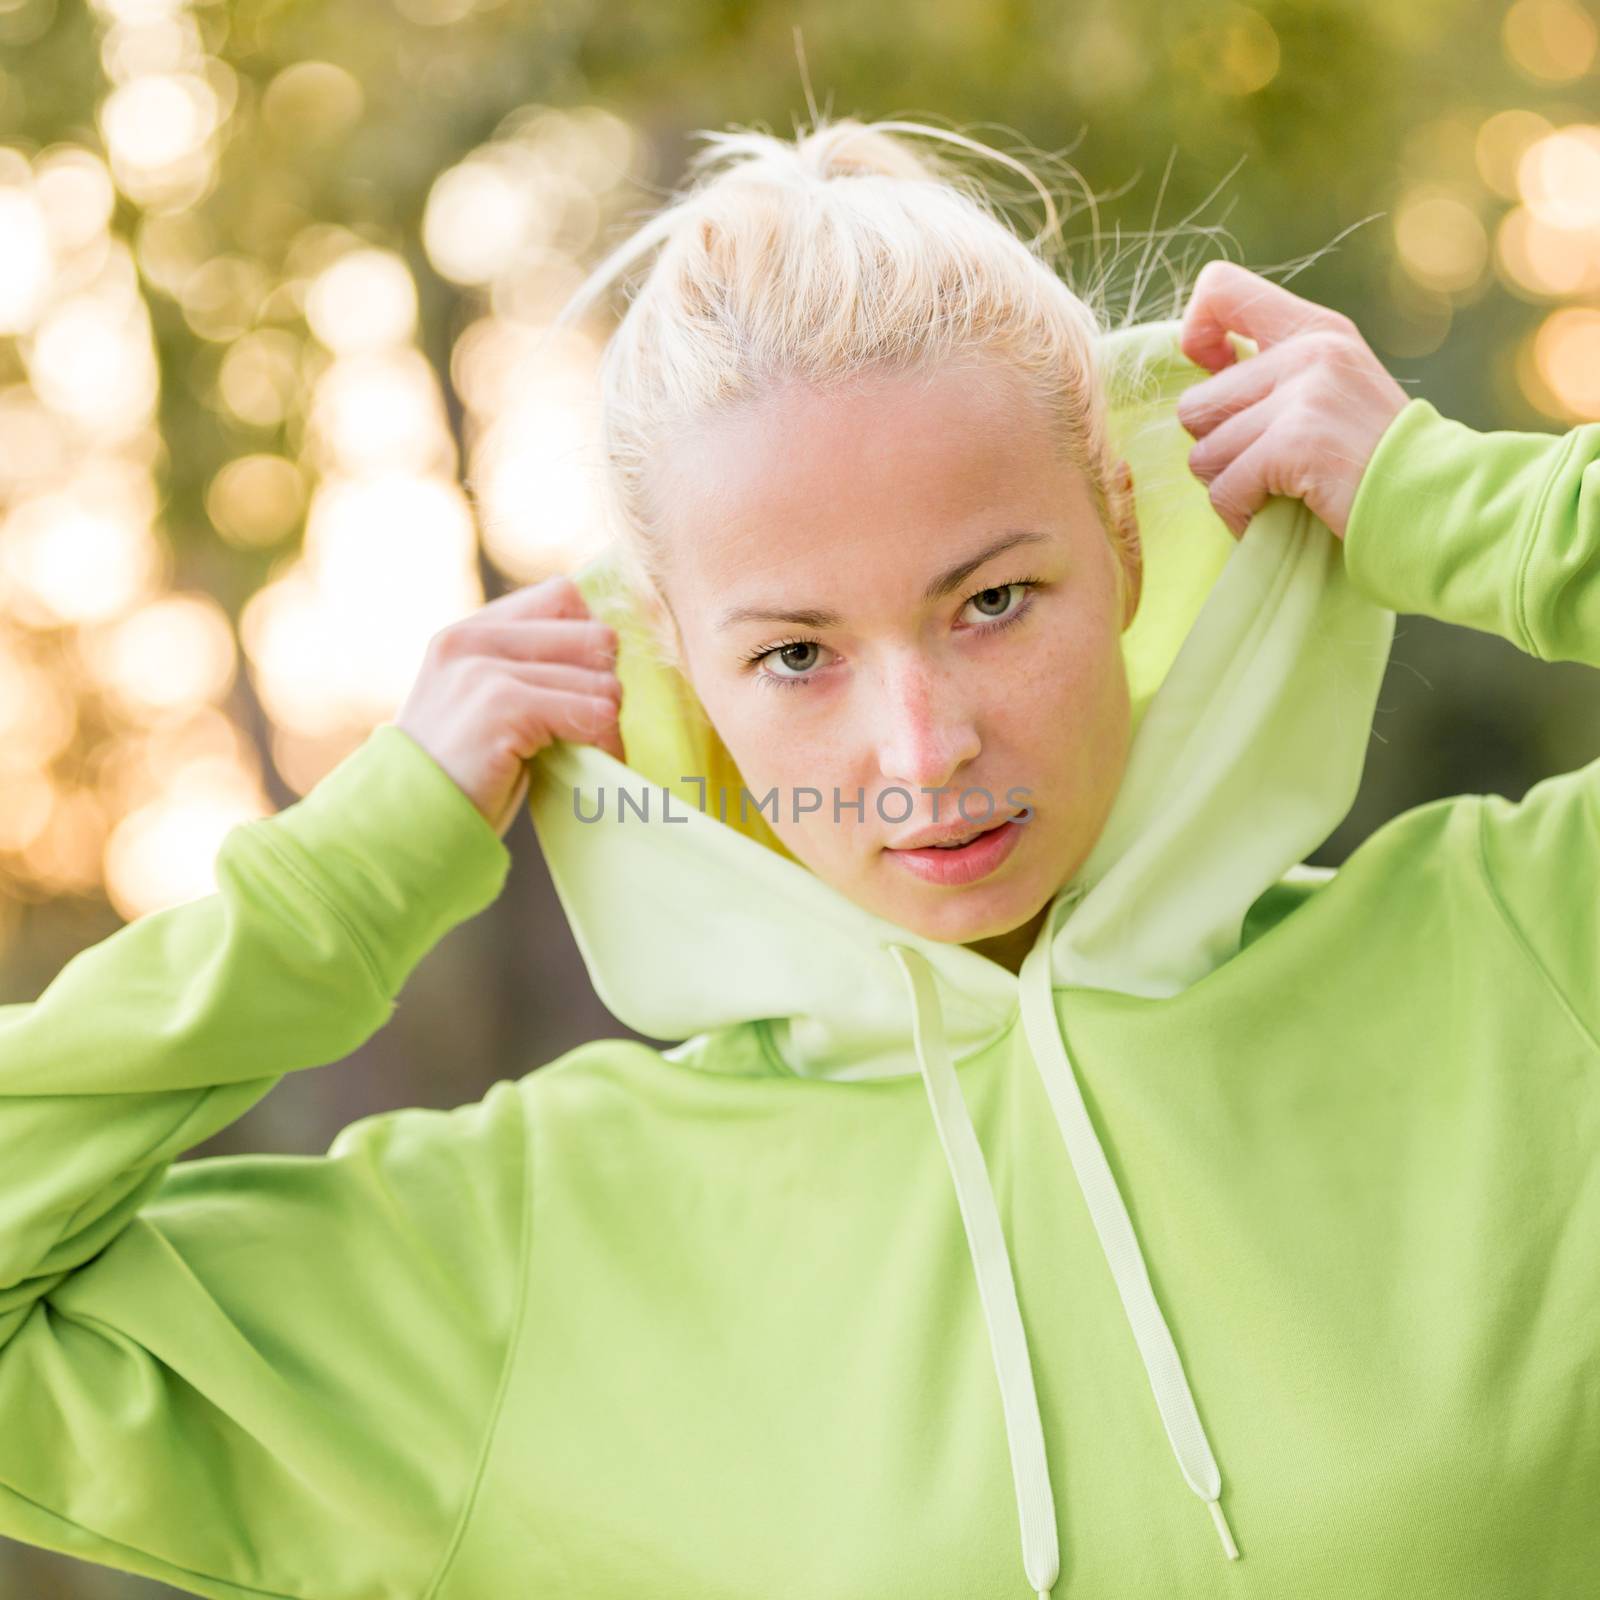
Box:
649;358;1141;974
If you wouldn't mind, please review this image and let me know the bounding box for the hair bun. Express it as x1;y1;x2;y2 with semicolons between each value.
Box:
795;120;942;182
685;118;944;195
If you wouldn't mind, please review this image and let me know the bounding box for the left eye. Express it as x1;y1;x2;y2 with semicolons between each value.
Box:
967;583;1022;620
964;581;1039;626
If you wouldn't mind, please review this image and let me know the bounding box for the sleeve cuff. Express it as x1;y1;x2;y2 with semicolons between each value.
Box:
1342;396;1595;660
242;723;512;996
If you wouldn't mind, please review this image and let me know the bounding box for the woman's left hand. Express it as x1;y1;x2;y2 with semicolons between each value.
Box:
1174;260;1412;543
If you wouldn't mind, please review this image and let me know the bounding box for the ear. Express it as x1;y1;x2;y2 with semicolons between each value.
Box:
1110;456;1142;631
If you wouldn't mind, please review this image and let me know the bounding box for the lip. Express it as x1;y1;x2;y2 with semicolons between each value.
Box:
890;812;1019;851
884;816;1025;887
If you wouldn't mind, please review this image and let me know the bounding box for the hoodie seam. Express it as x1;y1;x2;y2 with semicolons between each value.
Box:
420;1083;535;1600
1512;422;1586;662
244;825;391;1003
1473;793;1600;1059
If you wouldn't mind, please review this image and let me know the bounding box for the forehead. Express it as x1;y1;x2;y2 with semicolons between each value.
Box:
651;359;1071;597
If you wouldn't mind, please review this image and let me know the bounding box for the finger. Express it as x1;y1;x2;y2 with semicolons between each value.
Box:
494;657;621;701
479;573;593;621
1202;430;1281;541
1185;397;1273;490
494;763;533;836
1176;342;1279;441
1179;260;1349;374
538;688;623;747
459;616;617;668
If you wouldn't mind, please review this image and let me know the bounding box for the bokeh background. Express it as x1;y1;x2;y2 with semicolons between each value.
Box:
3;0;1599;1592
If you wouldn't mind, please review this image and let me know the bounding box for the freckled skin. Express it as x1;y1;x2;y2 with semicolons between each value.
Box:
650;360;1142;977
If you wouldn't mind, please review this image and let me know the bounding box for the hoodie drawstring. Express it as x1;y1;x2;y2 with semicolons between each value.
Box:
885;935;1240;1599
886;942;1059;1600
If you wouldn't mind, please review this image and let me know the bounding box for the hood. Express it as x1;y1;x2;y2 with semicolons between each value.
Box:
524;317;1397;1595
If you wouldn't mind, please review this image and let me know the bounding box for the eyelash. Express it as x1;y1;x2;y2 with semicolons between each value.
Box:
740;577;1046;692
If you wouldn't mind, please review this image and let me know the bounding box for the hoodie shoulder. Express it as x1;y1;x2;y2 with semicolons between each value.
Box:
528;1023;787;1085
1239;862;1338;948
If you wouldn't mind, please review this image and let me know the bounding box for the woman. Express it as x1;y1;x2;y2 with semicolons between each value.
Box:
1;118;1595;1599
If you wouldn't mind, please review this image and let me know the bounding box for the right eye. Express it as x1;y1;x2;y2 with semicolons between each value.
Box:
745;638;831;690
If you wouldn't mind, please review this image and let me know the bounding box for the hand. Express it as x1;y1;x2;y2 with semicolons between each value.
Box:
395;575;624;839
1174;260;1411;542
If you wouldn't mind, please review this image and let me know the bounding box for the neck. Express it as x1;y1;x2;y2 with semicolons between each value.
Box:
963;901;1052;978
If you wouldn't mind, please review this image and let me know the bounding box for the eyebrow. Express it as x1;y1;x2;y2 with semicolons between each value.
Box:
716;528;1055;632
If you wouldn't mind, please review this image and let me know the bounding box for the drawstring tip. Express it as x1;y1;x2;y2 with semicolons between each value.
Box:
1207;1496;1240;1561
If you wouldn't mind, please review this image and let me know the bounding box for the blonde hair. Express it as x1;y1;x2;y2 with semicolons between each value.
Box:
547;115;1220;670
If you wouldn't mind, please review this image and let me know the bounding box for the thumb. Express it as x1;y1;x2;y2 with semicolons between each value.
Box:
491;762;532;840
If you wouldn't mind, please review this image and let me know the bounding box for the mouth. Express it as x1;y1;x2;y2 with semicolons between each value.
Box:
888;814;1018;851
883;812;1027;885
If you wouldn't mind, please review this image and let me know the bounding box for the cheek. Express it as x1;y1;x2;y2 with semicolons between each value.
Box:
1012;627;1130;809
1010;612;1125;726
698;693;833;830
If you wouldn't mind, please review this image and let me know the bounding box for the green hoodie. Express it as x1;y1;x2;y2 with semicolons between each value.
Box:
2;319;1597;1600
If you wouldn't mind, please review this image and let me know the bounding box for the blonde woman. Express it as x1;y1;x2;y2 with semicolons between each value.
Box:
2;117;1596;1599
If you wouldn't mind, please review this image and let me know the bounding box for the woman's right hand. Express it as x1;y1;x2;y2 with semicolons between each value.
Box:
394;574;625;839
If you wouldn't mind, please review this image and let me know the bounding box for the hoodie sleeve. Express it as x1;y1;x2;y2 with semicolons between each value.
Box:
1342;399;1600;1051
0;722;526;1600
1342;397;1600;667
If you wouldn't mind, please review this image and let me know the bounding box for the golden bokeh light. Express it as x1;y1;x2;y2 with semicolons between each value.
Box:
102;757;270;920
86;704;256;822
1393;187;1490;294
238;566;343;738
424;156;545;286
531;106;636;194
1476;109;1555;200
1501;0;1598;82
260;60;365;146
134;208;215;295
216;327;302;427
99;72;217;170
33;148;117;255
97;70;220;206
451;317;609;579
180;253;271;342
98;12;205;84
0;769;55;855
1531;306;1600;419
1494;203;1600;296
1197;4;1281;97
240;472;483;737
26;282;160;437
305;248;419;354
269;721;373;799
0;385;70;494
0;637;77;768
1517;124;1600;232
1370;261;1454;358
206;453;306;547
1;481;165;627
307;349;457;476
74;590;237;719
0;183;52;334
24;786;108;899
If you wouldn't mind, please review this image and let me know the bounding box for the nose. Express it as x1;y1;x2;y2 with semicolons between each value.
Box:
872;652;982;795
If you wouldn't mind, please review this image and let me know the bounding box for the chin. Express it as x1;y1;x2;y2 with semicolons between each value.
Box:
879;872;1045;945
